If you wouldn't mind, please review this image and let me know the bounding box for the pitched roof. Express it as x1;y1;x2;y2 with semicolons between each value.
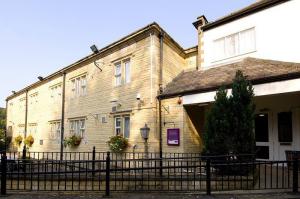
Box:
200;0;289;31
6;22;186;101
160;57;300;99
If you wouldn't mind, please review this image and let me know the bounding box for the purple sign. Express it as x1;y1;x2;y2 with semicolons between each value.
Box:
167;128;180;146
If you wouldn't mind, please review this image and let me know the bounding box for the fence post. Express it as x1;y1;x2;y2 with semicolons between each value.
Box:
22;145;26;172
1;153;7;195
92;146;96;177
105;152;110;197
293;158;298;193
206;158;211;195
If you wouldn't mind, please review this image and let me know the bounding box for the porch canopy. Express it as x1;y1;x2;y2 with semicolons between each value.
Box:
159;57;300;104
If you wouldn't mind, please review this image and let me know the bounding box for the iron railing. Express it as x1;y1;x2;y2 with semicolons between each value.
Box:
0;149;299;196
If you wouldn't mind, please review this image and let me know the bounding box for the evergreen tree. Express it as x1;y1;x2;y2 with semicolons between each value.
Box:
203;70;255;156
203;87;232;155
229;70;255;156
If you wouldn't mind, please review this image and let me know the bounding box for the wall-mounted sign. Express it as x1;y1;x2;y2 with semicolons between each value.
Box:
167;128;180;146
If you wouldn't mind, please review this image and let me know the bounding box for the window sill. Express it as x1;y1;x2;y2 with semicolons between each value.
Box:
211;50;257;64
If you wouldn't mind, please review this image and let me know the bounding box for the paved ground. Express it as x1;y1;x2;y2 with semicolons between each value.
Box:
1;191;300;199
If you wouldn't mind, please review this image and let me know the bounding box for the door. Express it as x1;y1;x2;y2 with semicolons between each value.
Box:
255;113;274;160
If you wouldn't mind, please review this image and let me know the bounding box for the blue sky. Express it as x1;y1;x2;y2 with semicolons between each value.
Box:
0;0;254;107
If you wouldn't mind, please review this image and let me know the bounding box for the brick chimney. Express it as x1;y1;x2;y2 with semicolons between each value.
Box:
193;15;208;69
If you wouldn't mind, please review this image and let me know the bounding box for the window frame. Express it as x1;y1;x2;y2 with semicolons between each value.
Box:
213;27;256;62
70;74;88;99
69;118;86;137
114;115;130;138
124;60;131;84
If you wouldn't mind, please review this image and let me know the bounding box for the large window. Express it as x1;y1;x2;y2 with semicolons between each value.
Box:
71;74;87;98
278;112;293;143
114;59;131;86
49;121;61;140
214;28;255;61
114;116;130;138
69;118;85;137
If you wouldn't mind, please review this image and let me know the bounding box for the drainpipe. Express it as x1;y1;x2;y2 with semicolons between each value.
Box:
158;32;164;176
60;72;66;161
5;99;8;154
24;90;28;138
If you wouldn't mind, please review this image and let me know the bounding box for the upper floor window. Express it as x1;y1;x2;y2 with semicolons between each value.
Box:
114;59;131;86
50;84;62;101
71;74;87;98
28;123;37;135
214;27;255;61
69;118;85;137
19;97;26;111
30;92;38;105
115;63;122;86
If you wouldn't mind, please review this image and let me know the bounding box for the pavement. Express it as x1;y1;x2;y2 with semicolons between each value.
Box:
1;191;300;199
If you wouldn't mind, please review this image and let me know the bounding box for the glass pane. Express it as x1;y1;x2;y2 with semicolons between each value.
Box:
255;113;269;142
115;118;121;127
214;38;225;60
125;61;130;83
124;117;130;138
278;112;292;142
256;146;269;159
240;28;255;54
225;33;238;57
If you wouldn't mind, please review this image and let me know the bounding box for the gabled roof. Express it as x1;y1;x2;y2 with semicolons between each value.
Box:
197;0;290;31
159;57;300;99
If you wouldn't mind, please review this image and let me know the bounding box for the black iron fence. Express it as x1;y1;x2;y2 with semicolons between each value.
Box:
0;149;299;196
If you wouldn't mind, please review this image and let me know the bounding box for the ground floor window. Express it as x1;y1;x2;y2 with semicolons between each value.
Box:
49;121;61;140
114;116;130;138
69;118;85;137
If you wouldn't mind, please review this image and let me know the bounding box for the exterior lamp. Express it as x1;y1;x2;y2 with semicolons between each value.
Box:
140;123;150;141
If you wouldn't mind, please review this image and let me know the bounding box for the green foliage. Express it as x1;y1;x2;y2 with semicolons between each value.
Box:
230;70;255;156
63;135;82;148
107;135;129;153
204;70;255;157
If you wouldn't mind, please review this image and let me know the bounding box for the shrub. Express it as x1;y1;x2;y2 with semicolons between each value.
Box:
24;135;34;147
107;135;128;153
63;135;82;148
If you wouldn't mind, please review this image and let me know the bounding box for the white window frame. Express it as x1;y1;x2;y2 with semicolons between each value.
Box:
114;116;130;138
213;27;256;61
115;63;122;86
124;60;131;84
70;74;87;98
69;118;86;137
49;121;61;140
50;84;62;101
